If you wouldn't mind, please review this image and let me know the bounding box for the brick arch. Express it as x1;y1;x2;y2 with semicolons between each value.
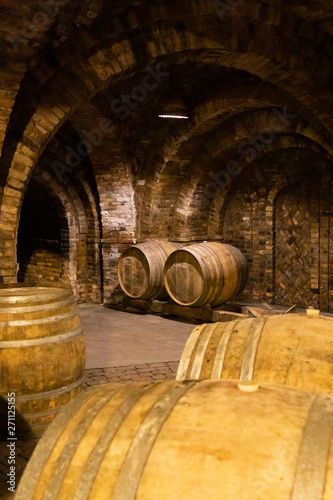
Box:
208;139;325;239
143;106;330;240
69;102;138;300
20;170;80;295
35;142;103;302
138;78;330;237
11;0;333;125
1;14;333;279
220;166;266;301
2;0;332;171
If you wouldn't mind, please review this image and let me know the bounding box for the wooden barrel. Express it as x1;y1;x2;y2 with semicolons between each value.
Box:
117;241;182;300
176;310;333;394
0;285;86;437
164;242;248;307
15;379;333;500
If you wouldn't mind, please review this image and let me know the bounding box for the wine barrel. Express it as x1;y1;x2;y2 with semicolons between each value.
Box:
164;242;248;307
117;241;182;300
0;285;86;437
176;310;333;394
15;379;333;500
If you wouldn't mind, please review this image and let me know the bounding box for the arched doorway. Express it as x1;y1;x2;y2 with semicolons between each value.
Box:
17;179;70;286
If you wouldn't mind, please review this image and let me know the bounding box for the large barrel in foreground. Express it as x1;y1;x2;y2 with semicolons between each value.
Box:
117;240;182;300
0;285;85;437
164;242;248;307
16;379;333;500
177;311;333;393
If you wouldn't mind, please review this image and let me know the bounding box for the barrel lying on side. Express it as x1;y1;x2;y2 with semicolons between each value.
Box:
176;310;333;394
164;242;248;307
117;240;182;300
0;285;86;437
15;379;333;500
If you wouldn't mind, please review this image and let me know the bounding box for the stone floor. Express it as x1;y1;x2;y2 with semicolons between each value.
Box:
79;304;194;368
0;306;193;499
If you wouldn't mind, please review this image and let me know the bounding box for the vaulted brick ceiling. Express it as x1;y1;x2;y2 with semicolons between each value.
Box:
0;0;333;296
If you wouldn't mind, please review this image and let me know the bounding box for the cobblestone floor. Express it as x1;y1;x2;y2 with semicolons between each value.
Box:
83;360;179;387
0;361;179;499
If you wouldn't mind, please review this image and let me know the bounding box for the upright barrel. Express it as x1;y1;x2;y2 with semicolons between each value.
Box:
164;242;248;307
176;311;333;394
0;285;86;437
117;240;182;300
15;379;333;500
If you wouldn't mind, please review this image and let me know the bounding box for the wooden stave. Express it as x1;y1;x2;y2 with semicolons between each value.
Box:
176;313;333;394
164;242;248;307
0;285;86;437
15;379;333;500
117;241;182;300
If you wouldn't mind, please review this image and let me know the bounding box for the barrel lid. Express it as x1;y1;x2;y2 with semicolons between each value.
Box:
164;249;204;306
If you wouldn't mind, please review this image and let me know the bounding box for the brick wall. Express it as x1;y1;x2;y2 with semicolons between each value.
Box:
0;0;333;311
17;243;63;284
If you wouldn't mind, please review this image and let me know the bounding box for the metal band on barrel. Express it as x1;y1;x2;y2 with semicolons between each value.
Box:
0;288;72;305
15;376;84;403
291;394;333;500
0;327;82;349
189;324;218;379
0;308;78;327
176;325;204;380
14;387;107;500
240;317;267;381
0;296;75;314
211;321;239;379
112;381;196;500
73;385;158;500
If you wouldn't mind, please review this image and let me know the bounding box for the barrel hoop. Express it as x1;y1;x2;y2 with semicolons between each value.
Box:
0;308;78;327
0;326;82;349
41;386;124;500
145;243;164;298
196;245;224;306
22;406;65;420
188;324;220;379
291;394;333;500
112;381;197;500
14;387;110;500
73;384;160;500
224;245;247;295
0;288;72;305
240;317;267;381
0;296;76;314
211;320;240;379
176;325;205;380
14;376;84;403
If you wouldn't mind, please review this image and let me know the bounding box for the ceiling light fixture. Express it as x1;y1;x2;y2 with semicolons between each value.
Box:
158;67;190;120
158;115;189;119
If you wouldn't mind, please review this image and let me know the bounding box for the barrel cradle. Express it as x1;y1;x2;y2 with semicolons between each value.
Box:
15;379;333;500
176;311;333;395
164;242;248;307
0;285;86;437
117;241;182;300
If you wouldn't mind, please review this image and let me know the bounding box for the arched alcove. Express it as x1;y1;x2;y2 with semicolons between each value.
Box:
17;179;70;286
